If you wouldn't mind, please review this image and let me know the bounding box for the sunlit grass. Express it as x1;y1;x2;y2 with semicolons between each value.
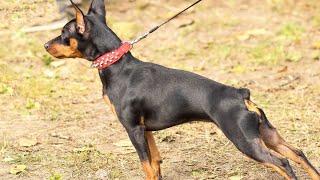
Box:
278;22;305;42
248;42;285;65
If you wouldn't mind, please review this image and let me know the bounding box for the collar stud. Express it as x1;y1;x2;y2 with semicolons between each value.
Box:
91;42;131;70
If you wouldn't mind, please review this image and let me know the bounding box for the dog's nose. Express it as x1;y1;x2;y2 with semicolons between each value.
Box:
44;42;50;50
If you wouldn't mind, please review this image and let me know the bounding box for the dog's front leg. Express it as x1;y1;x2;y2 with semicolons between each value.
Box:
124;124;158;180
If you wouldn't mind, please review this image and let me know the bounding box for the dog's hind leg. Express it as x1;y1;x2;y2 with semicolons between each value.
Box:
214;109;297;180
258;109;320;180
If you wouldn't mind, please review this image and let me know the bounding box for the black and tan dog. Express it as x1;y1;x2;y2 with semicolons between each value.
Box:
44;0;320;179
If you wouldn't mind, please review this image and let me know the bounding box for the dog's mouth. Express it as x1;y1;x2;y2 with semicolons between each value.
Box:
44;42;83;59
54;55;64;59
45;46;62;59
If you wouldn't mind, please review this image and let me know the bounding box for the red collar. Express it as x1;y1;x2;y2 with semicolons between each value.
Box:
91;42;132;70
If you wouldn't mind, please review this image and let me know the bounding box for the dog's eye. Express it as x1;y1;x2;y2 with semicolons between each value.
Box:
78;33;84;39
76;30;84;38
60;34;69;45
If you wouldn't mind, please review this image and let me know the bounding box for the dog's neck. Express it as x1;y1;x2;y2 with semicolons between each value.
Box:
92;25;123;56
94;25;140;87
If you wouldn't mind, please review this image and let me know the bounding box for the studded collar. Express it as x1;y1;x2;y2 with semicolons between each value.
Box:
91;42;132;70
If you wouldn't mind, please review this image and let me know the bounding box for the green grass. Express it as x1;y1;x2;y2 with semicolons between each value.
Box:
206;42;234;65
248;42;285;65
311;16;320;28
278;22;305;42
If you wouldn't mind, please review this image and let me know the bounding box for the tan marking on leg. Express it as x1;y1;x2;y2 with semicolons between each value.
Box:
251;138;296;180
275;141;320;180
260;126;320;180
141;160;157;180
103;95;117;117
145;131;162;177
140;116;145;125
262;163;294;180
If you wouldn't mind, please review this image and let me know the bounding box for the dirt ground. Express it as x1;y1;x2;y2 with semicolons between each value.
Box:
0;0;319;179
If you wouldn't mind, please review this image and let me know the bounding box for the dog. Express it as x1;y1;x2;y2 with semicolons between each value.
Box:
44;0;320;179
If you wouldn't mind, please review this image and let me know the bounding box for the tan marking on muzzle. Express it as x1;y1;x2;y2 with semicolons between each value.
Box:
47;38;83;58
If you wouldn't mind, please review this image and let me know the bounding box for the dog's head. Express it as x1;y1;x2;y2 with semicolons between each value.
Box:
44;0;108;61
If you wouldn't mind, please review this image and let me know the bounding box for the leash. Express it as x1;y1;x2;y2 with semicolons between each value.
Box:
130;0;203;45
92;0;204;69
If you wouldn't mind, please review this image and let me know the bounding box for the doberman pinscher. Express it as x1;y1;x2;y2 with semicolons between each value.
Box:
44;0;320;179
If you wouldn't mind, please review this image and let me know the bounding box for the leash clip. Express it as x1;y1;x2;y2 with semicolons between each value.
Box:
124;41;134;50
130;31;150;45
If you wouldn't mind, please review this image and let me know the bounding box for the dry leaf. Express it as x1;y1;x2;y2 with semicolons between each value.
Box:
311;51;320;60
236;33;250;41
73;146;95;153
236;28;270;41
177;19;195;28
231;65;246;74
95;169;111;179
50;132;71;140
229;175;243;180
43;69;55;77
10;165;27;175
113;139;132;147
3;157;14;162
286;52;303;62
247;28;269;36
18;138;38;147
312;41;320;49
277;66;288;73
50;60;66;68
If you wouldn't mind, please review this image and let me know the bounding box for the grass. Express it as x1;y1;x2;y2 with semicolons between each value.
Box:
278;22;305;42
248;42;285;65
206;42;234;65
311;15;320;28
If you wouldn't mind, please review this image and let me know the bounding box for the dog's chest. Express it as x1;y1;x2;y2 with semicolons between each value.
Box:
103;95;118;118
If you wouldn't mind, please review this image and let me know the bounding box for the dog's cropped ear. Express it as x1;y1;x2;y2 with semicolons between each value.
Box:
87;0;106;23
71;0;85;34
